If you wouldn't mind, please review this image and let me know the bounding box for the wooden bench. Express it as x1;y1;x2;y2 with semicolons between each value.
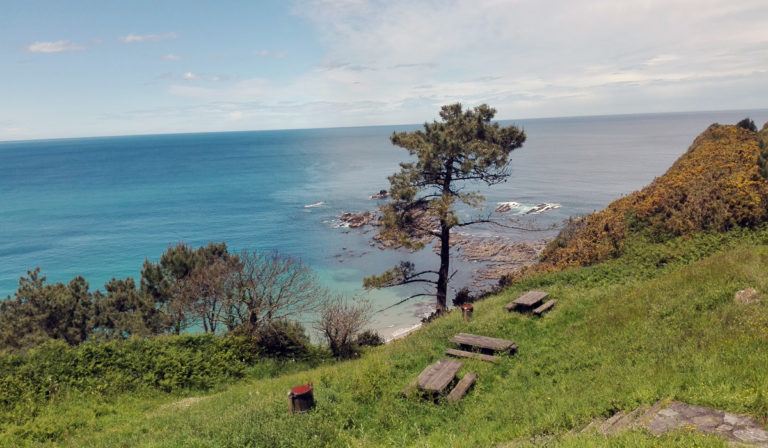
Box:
446;372;477;403
445;348;497;363
505;290;548;313
450;333;518;355
400;359;463;396
533;299;557;316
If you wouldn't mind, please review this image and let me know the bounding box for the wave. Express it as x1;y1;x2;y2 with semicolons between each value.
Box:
304;201;325;208
524;203;561;214
323;219;350;229
495;201;561;215
494;201;521;213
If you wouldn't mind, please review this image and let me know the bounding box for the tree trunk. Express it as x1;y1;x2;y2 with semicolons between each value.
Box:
436;160;453;315
248;310;259;333
436;222;450;314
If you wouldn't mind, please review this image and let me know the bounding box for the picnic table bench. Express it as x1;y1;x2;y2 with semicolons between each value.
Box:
505;290;548;313
448;333;518;360
445;348;497;363
400;359;477;402
400;359;463;396
533;299;558;316
446;372;477;403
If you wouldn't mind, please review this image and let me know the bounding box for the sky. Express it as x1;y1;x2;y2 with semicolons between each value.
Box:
1;0;767;141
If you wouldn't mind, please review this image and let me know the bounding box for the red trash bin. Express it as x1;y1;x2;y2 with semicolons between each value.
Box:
461;303;474;321
288;383;315;414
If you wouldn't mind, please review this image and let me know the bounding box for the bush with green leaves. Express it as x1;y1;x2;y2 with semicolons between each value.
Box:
0;334;259;427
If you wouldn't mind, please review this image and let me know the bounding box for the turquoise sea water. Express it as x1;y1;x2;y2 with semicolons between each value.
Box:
2;109;767;331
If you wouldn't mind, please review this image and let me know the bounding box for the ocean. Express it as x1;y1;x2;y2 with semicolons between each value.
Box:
2;109;767;334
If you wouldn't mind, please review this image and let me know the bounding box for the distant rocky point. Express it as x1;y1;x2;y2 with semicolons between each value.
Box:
370;189;390;199
339;211;378;228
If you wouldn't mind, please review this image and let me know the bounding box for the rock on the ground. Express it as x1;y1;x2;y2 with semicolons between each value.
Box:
735;288;760;305
600;400;768;447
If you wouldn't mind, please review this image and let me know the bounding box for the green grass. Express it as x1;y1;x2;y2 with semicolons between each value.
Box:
5;227;768;447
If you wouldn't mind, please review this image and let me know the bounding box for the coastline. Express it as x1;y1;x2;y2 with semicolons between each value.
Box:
361;230;549;341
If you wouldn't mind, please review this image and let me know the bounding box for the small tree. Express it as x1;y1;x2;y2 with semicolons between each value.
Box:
364;103;525;313
91;277;158;339
737;118;757;132
173;256;242;333
0;269;94;350
140;242;233;333
233;249;329;334
315;297;371;359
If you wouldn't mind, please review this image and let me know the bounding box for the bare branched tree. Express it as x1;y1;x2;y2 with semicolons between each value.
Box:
315;297;371;359
175;256;242;333
235;249;329;334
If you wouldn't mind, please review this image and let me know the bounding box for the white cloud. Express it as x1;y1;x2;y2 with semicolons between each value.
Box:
120;32;178;43
182;72;197;80
147;0;768;133
164;54;182;61
26;40;85;53
253;49;287;59
644;55;679;67
281;0;768;119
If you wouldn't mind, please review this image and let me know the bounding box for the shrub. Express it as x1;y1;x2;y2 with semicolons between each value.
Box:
355;330;384;348
452;288;473;307
316;298;371;359
0;334;260;428
252;319;311;359
737;117;758;132
529;123;768;274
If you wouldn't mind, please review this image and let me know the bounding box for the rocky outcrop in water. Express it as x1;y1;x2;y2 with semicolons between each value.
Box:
370;190;390;199
339;211;377;228
447;234;547;285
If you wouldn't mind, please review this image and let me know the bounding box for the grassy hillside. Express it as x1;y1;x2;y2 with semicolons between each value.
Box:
4;227;768;447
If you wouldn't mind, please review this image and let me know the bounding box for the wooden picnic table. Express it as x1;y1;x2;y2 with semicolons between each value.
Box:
417;359;463;393
505;290;548;312
450;333;518;354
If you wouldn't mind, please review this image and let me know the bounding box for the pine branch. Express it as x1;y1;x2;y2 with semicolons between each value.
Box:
375;293;436;314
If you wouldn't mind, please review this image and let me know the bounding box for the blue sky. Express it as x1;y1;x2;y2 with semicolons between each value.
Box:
1;0;767;141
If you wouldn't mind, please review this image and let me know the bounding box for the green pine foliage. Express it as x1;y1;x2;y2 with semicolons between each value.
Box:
366;103;525;313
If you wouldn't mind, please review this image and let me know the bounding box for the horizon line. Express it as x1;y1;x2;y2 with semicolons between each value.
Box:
2;106;767;145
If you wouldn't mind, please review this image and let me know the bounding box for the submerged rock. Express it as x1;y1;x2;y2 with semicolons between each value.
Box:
339;211;377;228
495;202;520;213
370;189;390;199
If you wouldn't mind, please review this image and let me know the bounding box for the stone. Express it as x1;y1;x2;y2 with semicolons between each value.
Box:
370;189;390;199
725;413;758;426
691;414;721;430
658;408;679;418
733;428;768;443
339;211;377;228
735;287;760;305
576;400;768;447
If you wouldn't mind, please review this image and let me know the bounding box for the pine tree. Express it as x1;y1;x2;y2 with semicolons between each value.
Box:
364;103;525;313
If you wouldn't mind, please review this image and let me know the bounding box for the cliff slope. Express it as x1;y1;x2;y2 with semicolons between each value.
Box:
532;121;768;273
